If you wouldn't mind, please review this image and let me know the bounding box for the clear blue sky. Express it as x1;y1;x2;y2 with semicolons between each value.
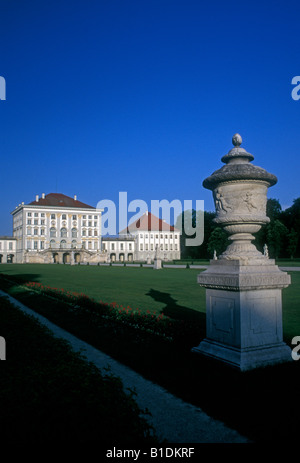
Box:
1;0;300;234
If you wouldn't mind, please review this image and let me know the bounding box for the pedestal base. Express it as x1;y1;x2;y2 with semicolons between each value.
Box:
193;259;292;371
154;258;162;269
192;339;292;371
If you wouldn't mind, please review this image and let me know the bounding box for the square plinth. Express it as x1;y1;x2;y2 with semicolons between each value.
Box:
193;261;292;371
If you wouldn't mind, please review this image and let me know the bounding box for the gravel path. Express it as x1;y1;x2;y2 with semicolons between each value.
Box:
0;290;250;443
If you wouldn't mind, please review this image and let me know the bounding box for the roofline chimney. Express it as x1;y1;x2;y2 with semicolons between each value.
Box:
74;195;77;201
36;195;39;202
42;193;45;199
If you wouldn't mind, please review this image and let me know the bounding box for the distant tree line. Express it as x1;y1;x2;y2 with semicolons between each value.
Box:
176;198;300;260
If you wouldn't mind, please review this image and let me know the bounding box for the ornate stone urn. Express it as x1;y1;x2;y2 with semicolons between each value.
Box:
192;134;292;371
205;133;277;261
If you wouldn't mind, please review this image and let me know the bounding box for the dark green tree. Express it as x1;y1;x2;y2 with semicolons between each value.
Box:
266;219;289;259
287;228;298;259
207;227;228;258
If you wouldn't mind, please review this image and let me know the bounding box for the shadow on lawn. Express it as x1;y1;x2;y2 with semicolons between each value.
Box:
146;288;205;324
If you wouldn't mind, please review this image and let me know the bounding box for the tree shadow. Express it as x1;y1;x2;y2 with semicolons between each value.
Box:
146;288;205;324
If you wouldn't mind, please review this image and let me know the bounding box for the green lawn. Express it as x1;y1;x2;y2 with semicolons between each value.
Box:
0;263;299;340
1;263;300;443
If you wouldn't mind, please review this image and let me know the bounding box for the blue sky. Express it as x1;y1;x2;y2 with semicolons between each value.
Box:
1;0;300;234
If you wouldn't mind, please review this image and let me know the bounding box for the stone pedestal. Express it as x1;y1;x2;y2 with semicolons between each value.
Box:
154;258;162;269
192;134;292;371
192;259;291;370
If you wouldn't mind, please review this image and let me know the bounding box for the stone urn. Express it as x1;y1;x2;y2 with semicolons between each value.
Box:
192;134;291;371
205;133;276;261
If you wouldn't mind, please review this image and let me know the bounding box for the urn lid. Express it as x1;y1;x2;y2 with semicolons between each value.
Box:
203;134;277;190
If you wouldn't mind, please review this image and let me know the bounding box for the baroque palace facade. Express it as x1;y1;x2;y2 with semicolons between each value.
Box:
2;192;181;264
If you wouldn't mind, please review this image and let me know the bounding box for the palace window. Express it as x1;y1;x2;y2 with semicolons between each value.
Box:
34;219;38;225
27;213;32;217
34;241;38;249
82;221;86;226
88;221;92;227
72;228;77;238
50;227;56;238
51;214;56;219
60;228;67;238
62;214;67;220
40;241;44;250
34;228;38;236
27;227;31;235
88;229;92;236
72;215;77;220
50;240;55;248
94;230;98;236
9;242;13;250
82;229;86;236
27;219;31;225
71;240;77;248
60;240;67;249
140;244;143;251
34;213;38;217
111;243;115;250
41;229;45;235
120;243;124;250
88;241;92;250
129;243;132;250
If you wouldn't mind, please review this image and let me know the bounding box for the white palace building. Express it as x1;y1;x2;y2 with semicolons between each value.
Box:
0;192;181;264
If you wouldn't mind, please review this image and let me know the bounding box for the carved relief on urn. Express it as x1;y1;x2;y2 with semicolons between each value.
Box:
203;134;277;260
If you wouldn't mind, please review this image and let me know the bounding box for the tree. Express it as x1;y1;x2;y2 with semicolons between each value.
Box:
287;228;298;259
207;227;228;258
266;198;282;221
266;219;288;259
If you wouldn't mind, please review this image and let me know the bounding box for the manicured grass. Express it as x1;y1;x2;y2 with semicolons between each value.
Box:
0;263;299;339
0;264;206;323
0;274;299;443
0;295;157;445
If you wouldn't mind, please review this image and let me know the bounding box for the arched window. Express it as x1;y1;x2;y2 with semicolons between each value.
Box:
60;240;67;249
88;229;92;236
72;228;77;238
94;230;98;236
60;228;67;238
82;229;86;236
71;240;77;248
50;240;56;248
50;227;56;238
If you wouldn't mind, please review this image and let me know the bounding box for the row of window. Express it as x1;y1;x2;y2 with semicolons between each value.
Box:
0;242;14;250
26;240;98;250
28;212;98;220
26;228;98;237
103;243;133;251
27;218;98;227
140;244;178;251
139;234;178;240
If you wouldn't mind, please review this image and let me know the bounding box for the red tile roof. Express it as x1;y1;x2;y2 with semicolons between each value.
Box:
119;212;179;233
28;193;95;209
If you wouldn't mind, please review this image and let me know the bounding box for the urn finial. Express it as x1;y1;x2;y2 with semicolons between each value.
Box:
232;133;242;147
